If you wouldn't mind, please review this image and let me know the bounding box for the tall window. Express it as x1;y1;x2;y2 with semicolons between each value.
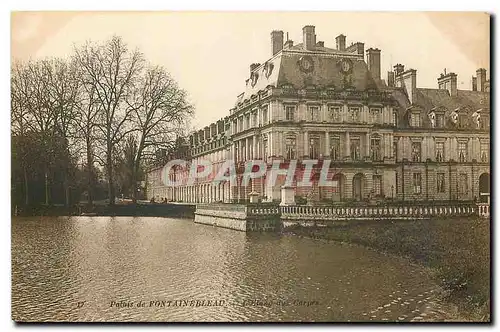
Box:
480;142;489;162
262;106;268;125
371;136;382;161
413;173;422;194
252;112;258;127
392;110;398;126
309;136;320;159
458;114;468;128
350;136;361;160
370;108;382;124
480;115;489;129
436;113;445;128
437;173;445;193
458;141;467;162
349;107;361;122
309;106;320;122
245;114;250;130
373;175;382;196
393;140;398;160
411;142;422;162
285;105;295;121
329;106;341;122
239;117;244;132
263;138;268;160
435;142;445;162
411;112;421;127
458;173;468;196
330;135;341;160
285;136;296;159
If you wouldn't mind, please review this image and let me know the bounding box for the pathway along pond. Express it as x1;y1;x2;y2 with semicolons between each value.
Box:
12;216;453;322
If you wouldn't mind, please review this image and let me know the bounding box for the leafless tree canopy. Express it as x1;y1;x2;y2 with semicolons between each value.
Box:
11;35;194;207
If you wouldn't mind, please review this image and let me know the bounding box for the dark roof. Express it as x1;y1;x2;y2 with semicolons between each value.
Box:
415;88;490;113
277;53;378;91
239;51;380;101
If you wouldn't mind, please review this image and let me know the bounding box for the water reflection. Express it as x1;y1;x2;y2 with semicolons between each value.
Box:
12;217;447;322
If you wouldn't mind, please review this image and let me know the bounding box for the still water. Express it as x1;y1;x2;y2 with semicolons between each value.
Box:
12;216;450;322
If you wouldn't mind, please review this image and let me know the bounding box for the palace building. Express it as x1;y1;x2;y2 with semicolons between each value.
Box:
146;25;490;205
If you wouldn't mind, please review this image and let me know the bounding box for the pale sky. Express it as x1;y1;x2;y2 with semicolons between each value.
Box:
11;12;490;130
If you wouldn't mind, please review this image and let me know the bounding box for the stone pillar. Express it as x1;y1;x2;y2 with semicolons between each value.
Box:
280;185;296;206
345;132;350;158
253;135;258;159
365;133;370;159
268;131;273;157
245;138;250;160
325;131;330;157
304;131;309;157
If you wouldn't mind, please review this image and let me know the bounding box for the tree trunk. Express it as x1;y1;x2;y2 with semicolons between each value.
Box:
45;170;49;205
23;165;29;206
132;161;139;204
107;153;115;207
86;137;94;207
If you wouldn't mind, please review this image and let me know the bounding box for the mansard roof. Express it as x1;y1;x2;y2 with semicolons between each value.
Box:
415;88;490;113
239;50;382;102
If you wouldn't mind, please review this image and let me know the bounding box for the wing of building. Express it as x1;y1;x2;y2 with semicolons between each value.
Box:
146;25;490;205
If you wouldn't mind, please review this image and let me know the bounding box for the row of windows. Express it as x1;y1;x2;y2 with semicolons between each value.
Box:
409;111;490;129
283;135;381;161
400;141;489;163
192;138;227;155
232;105;395;134
411;172;469;195
231;107;489;136
285;105;391;124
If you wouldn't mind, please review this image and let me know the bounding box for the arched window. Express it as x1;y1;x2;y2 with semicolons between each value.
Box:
285;134;297;160
370;134;382;161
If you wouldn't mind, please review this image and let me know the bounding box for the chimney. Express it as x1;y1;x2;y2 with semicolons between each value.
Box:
336;34;346;51
476;68;487;92
302;25;316;51
284;39;294;49
472;76;477;91
271;30;284;56
366;48;381;80
396;69;417;104
394;64;405;76
387;71;395;87
437;71;458;97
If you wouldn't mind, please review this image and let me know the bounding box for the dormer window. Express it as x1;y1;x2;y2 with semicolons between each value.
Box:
329;106;342;122
458;114;468;128
391;110;398;126
349;107;361;122
410;112;421;127
435;113;445;128
309;106;320;122
370;108;382;124
285;105;296;121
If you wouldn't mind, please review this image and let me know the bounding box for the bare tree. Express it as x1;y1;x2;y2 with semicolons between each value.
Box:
73;78;100;207
46;57;81;207
128;65;194;202
74;36;145;206
11;61;32;206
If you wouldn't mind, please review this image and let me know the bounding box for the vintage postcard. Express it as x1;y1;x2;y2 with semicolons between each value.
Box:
11;11;490;323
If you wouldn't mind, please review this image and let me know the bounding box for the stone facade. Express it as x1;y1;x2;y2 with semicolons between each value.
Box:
146;25;490;205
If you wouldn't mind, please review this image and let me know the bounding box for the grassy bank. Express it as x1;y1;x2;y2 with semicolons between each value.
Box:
286;217;490;322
